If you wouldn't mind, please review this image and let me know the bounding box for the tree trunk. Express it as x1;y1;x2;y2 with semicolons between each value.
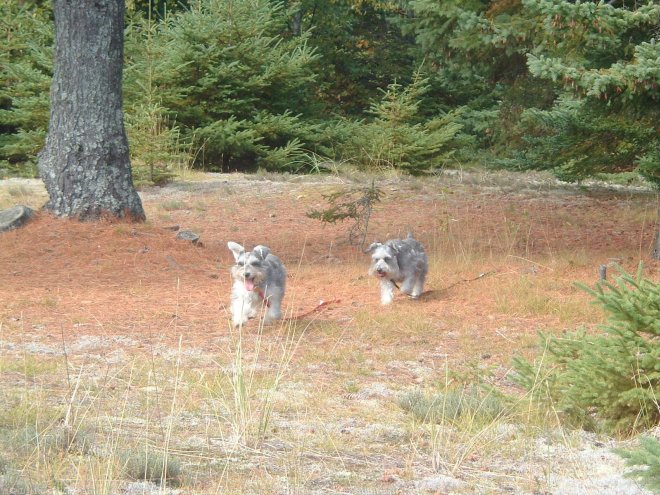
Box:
290;9;302;37
654;206;660;260
38;0;145;221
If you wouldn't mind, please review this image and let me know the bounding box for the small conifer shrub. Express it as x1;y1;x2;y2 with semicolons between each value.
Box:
615;437;660;494
512;265;660;434
398;387;507;425
121;449;181;486
306;181;382;248
337;71;462;173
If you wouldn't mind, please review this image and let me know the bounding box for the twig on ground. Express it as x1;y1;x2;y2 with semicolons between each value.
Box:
422;270;498;297
507;255;554;272
286;298;341;321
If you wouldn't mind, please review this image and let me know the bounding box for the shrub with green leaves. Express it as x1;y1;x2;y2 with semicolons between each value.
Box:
512;266;660;434
615;437;660;494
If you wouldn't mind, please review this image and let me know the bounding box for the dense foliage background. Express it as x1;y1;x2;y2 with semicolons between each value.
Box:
1;0;658;182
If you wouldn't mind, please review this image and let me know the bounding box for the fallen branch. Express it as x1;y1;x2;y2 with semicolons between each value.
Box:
421;270;498;297
286;298;342;321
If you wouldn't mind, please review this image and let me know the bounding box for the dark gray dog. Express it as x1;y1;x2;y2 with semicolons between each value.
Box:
227;241;286;327
365;234;428;305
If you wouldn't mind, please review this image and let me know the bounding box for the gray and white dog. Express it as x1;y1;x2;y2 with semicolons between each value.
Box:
365;233;428;305
227;241;286;327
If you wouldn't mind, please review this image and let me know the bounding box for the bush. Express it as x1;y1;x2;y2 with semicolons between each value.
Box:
512;265;660;434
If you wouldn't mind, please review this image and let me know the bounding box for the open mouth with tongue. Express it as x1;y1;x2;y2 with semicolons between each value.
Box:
376;270;387;279
244;278;256;291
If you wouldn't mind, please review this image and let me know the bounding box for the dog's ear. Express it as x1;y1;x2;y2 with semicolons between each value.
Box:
252;245;271;260
227;241;245;262
364;242;381;254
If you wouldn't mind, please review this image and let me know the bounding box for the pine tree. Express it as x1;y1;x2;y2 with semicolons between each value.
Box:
511;0;660;184
501;96;657;183
123;14;189;185
513;265;660;434
0;2;52;176
403;0;531;93
615;437;660;494
337;71;462;172
283;0;416;117
148;0;322;171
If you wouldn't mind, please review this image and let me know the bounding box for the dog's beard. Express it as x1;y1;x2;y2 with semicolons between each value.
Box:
370;263;392;279
232;266;258;291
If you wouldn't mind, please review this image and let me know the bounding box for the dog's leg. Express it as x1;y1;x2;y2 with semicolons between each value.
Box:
231;299;248;327
400;276;415;296
231;283;251;327
262;288;283;324
411;272;426;299
379;279;396;305
247;301;258;319
264;304;282;324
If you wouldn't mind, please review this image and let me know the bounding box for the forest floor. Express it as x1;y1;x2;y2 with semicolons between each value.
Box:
0;169;658;495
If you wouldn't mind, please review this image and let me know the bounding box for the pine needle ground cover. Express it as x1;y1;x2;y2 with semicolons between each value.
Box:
0;171;658;494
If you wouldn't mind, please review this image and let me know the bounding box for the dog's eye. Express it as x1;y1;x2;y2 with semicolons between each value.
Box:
250;261;261;267
237;261;245;266
383;256;391;262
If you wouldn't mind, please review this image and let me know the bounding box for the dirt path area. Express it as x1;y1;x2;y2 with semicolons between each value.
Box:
2;172;658;354
0;171;657;494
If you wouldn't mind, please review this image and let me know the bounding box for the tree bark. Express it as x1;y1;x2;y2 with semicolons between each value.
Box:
38;0;145;221
654;206;660;260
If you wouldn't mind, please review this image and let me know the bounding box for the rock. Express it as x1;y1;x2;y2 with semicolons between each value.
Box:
0;205;34;233
176;229;200;244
